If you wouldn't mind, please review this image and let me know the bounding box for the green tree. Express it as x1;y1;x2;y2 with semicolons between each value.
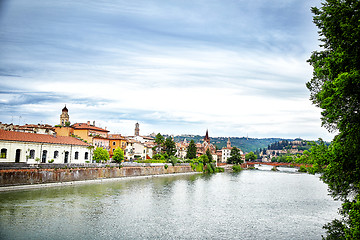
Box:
307;1;360;238
205;148;213;163
198;155;209;165
186;140;197;159
153;133;165;154
93;147;109;163
245;152;257;162
112;147;124;163
164;137;176;157
228;147;242;165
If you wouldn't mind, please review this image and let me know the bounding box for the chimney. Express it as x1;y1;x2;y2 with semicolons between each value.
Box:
93;121;95;126
87;121;90;125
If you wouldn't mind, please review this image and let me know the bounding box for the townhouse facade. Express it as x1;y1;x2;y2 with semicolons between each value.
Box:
108;134;128;157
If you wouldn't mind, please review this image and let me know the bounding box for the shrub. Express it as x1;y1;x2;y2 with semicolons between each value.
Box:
216;167;225;172
232;165;243;172
48;159;54;163
153;154;165;161
169;156;177;166
195;163;204;172
298;165;307;173
164;164;168;169
204;163;215;174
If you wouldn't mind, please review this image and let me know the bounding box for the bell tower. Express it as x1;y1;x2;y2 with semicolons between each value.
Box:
60;105;70;126
135;122;140;136
227;137;231;148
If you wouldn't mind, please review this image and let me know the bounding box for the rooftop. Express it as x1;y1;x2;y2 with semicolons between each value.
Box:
72;123;109;132
0;129;90;146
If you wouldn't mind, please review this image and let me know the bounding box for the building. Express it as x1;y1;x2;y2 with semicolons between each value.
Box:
176;139;189;159
0;129;91;164
60;105;70;126
127;123;155;143
124;138;154;161
108;134;128;158
0;122;55;135
221;138;232;163
135;122;140;136
72;121;109;144
196;130;217;161
220;138;244;163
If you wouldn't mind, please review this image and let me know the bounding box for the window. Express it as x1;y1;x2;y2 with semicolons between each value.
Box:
29;150;35;159
64;151;69;163
54;151;59;158
113;149;115;152
42;150;47;163
75;151;79;160
0;148;6;158
85;152;89;160
113;141;116;146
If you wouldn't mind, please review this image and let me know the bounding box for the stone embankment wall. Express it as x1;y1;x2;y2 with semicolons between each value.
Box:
0;165;193;187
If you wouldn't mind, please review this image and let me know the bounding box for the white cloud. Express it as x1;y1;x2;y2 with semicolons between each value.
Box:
0;0;333;141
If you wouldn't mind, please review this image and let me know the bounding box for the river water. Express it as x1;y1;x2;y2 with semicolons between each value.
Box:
0;165;341;240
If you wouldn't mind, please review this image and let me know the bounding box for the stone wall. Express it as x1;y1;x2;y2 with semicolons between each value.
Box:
0;165;193;187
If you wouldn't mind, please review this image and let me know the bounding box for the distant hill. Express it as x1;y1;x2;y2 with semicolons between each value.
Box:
171;135;291;153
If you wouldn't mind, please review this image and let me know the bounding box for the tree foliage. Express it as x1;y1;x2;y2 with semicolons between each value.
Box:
186;140;197;159
245;152;257;162
93;147;109;163
154;133;165;154
198;155;209;165
205;148;213;163
307;1;360;238
228;147;242;165
164;137;176;157
112;147;124;163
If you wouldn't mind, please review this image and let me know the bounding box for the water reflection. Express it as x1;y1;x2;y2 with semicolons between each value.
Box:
0;172;340;240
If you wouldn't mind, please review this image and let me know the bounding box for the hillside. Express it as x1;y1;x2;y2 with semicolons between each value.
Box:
171;135;290;153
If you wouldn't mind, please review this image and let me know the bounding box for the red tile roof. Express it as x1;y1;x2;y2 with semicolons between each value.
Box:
0;130;90;146
72;123;109;132
108;134;127;140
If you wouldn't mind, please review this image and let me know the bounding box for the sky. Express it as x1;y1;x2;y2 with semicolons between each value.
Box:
0;0;334;141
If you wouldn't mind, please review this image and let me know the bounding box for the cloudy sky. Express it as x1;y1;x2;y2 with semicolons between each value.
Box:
0;0;334;140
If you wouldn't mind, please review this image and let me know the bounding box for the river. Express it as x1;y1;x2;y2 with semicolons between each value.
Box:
0;165;341;240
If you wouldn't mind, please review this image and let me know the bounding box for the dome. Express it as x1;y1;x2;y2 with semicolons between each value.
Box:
62;105;68;112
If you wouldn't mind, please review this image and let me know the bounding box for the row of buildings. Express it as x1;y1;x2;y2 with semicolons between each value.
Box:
0;106;243;164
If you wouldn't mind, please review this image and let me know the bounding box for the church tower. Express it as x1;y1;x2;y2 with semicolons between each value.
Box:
227;137;231;148
60;105;70;126
135;122;140;136
204;130;210;144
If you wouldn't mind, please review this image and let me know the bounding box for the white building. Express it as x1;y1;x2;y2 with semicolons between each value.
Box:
221;138;243;163
124;140;153;160
221;147;232;163
0;130;91;164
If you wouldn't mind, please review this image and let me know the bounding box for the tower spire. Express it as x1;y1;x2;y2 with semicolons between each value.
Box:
60;105;70;126
204;129;210;144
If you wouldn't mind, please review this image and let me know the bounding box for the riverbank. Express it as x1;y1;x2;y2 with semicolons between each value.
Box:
0;171;200;192
0;165;194;189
